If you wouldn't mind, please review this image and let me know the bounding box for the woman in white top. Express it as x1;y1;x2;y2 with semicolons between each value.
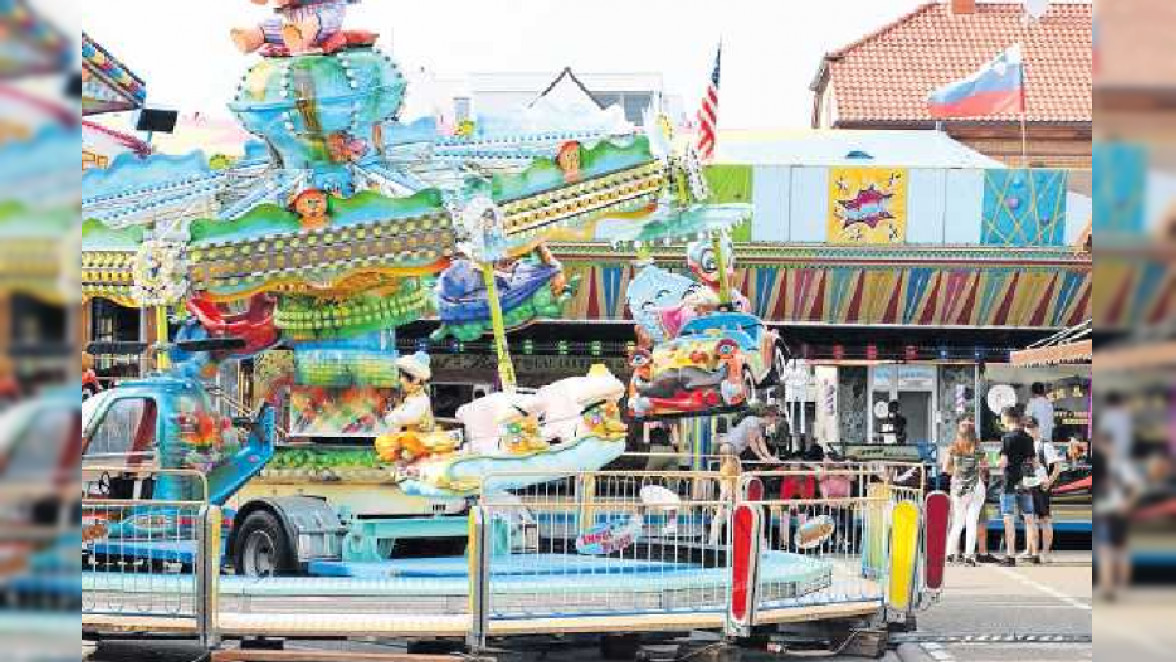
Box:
942;419;988;565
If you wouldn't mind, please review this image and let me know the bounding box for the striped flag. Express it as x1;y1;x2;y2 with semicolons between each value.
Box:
696;45;721;162
927;44;1025;118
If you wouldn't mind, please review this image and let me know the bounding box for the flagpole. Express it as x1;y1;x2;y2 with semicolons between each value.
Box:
1018;45;1029;167
1019;110;1028;167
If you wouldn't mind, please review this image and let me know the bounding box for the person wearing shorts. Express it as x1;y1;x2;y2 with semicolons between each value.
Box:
1027;416;1062;564
1093;431;1141;602
998;405;1037;565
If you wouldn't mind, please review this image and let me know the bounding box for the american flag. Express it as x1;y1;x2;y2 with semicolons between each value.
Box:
696;45;722;162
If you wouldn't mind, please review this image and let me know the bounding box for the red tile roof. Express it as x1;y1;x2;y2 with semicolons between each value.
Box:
815;1;1092;124
1095;0;1176;89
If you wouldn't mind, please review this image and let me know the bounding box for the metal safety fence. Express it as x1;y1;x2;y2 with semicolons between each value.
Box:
80;463;930;648
740;468;883;608
468;464;928;645
477;471;735;618
81;467;219;646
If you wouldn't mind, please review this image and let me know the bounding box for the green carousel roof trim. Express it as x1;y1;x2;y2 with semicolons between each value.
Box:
190;203;300;244
492;135;655;202
190;188;450;246
0;207;76;242
81;218;143;251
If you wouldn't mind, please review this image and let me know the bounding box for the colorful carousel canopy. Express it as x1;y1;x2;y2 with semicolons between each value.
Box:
0;0;70;78
80;7;723;327
82;32;147;116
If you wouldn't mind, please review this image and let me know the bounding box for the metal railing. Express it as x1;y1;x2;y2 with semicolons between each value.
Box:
81;467;220;647
477;470;735;621
466;463;928;645
740;468;885;611
80;462;931;647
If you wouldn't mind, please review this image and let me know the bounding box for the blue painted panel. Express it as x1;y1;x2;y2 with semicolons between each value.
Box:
1094;142;1145;235
981;169;1068;246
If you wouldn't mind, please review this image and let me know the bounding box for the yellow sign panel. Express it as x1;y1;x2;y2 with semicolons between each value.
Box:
827;167;908;244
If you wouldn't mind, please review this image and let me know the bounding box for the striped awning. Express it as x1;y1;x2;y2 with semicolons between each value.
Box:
1010;339;1092;366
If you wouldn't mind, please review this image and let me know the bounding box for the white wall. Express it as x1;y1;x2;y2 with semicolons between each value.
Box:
749;165;1086;246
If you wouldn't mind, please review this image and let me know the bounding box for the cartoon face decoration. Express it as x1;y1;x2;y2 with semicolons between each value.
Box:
626;265;700;344
686;235;735;286
715;338;739;362
556;141;582;183
630;349;653;378
290;189;330;229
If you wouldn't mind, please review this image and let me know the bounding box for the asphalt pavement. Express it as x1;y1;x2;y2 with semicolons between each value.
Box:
897;553;1093;662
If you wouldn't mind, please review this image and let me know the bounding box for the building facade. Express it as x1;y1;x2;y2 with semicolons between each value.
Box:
810;0;1092;184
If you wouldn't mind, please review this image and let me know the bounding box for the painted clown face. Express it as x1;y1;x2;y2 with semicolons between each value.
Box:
686;236;735;287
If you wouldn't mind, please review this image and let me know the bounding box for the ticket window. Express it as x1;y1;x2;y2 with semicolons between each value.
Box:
868;365;937;446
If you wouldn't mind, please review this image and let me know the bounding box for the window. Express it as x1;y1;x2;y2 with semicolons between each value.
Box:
622;93;652;123
5;406;77;479
84;397;157;460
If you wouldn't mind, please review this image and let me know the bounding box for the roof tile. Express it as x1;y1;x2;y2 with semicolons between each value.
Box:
822;1;1092;123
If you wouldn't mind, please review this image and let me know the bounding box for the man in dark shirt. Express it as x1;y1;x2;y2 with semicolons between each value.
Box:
998;405;1038;565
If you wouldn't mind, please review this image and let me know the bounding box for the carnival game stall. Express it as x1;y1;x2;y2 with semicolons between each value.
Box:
976;323;1093;537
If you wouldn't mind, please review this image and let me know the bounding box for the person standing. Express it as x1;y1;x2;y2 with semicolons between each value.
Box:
1026;382;1055;444
1093;431;1141;602
1098;391;1134;462
998;405;1037;565
957;414;998;563
943;419;988;566
1027;416;1062;564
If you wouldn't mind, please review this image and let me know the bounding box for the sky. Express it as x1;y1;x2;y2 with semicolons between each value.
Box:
74;0;932;130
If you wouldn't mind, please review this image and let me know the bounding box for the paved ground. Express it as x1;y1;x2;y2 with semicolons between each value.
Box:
897;553;1093;662
1092;590;1176;662
90;555;1102;662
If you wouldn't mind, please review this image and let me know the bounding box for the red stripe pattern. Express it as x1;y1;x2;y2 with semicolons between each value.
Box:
696;46;721;162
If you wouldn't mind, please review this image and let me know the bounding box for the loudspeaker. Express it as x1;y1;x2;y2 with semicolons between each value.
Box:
66;72;83;99
135;108;179;133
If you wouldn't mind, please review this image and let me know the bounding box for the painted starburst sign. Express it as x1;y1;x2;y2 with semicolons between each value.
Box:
827;167;908;244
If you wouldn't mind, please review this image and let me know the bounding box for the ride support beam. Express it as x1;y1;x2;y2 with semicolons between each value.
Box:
711;232;731;306
480;262;516;392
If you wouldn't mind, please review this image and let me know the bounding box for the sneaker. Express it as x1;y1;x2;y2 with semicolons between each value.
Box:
964;557;979;567
1030;555;1044;565
946;554;960;565
999;556;1017;567
976;554;997;564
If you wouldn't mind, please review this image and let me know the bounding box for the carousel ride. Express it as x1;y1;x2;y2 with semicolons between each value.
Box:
80;4;827;602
